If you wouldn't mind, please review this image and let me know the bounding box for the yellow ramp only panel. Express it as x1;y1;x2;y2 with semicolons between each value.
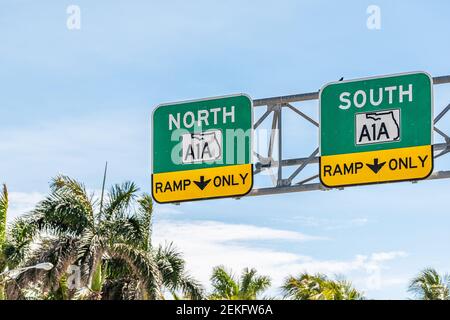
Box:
320;145;433;187
152;164;253;203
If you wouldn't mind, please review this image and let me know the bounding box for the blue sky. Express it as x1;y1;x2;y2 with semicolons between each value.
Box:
1;0;450;299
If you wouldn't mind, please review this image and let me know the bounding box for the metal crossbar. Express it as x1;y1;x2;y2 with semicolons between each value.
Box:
248;75;450;197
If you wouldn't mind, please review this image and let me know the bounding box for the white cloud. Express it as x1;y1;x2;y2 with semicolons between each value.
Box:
152;219;408;298
155;220;323;243
371;251;407;263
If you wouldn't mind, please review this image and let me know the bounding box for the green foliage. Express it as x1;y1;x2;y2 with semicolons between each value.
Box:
0;184;8;300
90;263;106;298
282;273;364;300
408;268;450;300
0;184;7;247
2;175;203;300
46;276;70;300
156;243;204;300
209;266;271;300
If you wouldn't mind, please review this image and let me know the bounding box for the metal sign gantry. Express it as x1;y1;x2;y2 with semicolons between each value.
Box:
249;75;450;197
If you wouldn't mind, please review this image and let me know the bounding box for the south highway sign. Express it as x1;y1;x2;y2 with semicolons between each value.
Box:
319;72;433;187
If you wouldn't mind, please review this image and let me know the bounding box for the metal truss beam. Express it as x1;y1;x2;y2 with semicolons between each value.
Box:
248;75;450;197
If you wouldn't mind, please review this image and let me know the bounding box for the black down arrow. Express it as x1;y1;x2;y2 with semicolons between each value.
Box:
193;176;211;190
366;158;386;174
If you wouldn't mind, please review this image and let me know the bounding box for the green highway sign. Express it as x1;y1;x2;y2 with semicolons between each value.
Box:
152;94;253;203
319;72;434;187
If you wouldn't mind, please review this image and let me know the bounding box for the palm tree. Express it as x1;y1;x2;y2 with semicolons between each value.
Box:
0;184;8;300
209;266;271;300
5;175;203;300
0;185;6;247
156;243;203;300
282;273;364;300
408;268;450;300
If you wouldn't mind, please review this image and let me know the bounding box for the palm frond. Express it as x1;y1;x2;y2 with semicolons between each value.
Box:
178;275;204;300
408;268;450;300
90;263;106;296
3;216;40;269
101;278;141;300
77;230;103;286
0;184;8;246
51;175;90;200
156;243;204;300
0;184;9;280
137;194;153;251
31;189;93;236
14;235;79;298
245;274;271;299
101;216;146;248
109;243;162;299
51;175;94;217
103;182;139;219
156;243;185;287
240;268;257;295
210;266;239;300
282;273;363;300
